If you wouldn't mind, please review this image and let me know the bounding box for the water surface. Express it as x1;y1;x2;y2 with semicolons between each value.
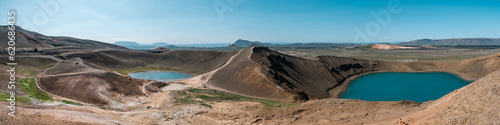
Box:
340;72;472;102
129;71;194;82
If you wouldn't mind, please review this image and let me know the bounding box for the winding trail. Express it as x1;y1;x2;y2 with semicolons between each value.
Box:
180;49;243;87
32;57;95;106
142;81;156;97
34;77;88;106
19;48;244;109
33;57;114;106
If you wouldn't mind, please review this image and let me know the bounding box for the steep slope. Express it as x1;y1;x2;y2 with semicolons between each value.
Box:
38;58;148;107
0;56;59;96
61;47;500;103
208;47;300;102
209;47;383;102
0;26;126;49
206;47;500;102
1;47;499;124
401;70;500;124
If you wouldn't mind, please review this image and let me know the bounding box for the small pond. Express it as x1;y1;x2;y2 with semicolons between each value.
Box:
129;71;194;82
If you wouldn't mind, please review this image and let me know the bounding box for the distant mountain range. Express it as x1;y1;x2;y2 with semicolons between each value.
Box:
113;41;169;50
230;39;360;49
399;38;500;45
2;26;498;50
0;25;126;49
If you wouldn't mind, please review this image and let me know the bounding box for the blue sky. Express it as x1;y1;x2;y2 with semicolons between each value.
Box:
1;0;500;44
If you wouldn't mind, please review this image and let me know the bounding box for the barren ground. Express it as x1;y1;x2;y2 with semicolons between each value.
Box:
0;48;499;125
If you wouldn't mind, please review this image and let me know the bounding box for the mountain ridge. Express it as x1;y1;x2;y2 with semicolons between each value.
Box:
0;26;127;49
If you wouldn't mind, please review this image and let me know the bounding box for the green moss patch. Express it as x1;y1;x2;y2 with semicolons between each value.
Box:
19;78;53;102
62;100;83;106
174;88;299;108
0;92;31;103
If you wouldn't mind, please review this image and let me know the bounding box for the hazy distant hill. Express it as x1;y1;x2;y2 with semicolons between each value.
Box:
152;42;169;47
114;41;140;46
230;39;361;49
113;41;169;50
231;39;271;47
400;38;500;45
0;25;127;49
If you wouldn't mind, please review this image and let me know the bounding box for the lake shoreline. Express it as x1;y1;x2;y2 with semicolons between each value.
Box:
329;70;476;99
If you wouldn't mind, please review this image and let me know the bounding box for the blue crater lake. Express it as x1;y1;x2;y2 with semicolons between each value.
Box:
340;72;473;102
129;71;194;82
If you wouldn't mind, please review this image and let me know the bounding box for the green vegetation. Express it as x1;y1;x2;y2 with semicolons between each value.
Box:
62;100;83;106
173;90;212;108
0;92;31;103
23;66;55;78
23;68;36;77
19;78;53;102
114;66;179;75
174;88;299;108
199;102;213;108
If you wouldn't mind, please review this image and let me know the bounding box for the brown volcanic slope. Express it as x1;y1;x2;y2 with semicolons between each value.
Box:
0;47;499;124
40;49;237;107
400;70;500;124
209;47;381;102
0;26;126;49
2;64;498;124
38;58;148;107
0;56;59;96
64;49;238;74
62;47;500;103
207;47;500;102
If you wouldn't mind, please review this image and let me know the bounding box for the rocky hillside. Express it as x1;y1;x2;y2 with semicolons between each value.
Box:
206;47;500;102
61;47;500;103
38;58;148;108
0;26;126;49
209;47;382;102
401;70;500;124
1;47;499;124
400;38;500;45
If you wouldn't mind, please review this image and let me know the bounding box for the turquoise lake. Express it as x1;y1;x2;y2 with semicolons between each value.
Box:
340;72;472;102
129;71;194;82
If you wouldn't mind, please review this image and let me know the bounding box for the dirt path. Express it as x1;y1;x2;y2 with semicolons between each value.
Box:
142;81;156;97
180;49;243;87
33;57;103;106
33;77;89;106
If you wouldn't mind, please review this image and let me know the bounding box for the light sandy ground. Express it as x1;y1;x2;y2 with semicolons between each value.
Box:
1;71;497;125
162;84;188;91
371;44;420;50
2;51;498;124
